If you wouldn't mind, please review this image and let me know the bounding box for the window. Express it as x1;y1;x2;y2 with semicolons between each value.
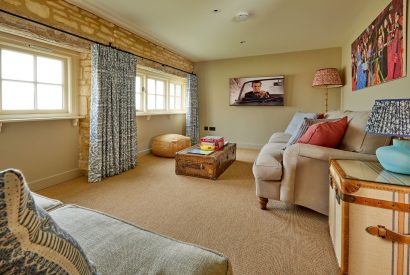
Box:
169;82;182;110
0;33;78;119
147;78;165;110
1;49;65;111
135;67;186;114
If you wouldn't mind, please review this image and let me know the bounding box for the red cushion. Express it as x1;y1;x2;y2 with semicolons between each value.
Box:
297;116;348;148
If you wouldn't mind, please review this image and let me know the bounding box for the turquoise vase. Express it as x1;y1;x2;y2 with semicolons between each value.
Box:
376;139;410;175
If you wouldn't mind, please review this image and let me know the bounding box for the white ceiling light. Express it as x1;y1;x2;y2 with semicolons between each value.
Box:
235;11;250;22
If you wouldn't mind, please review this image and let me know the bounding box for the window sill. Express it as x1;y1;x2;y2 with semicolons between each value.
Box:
136;112;186;121
136;111;186;116
0;115;85;132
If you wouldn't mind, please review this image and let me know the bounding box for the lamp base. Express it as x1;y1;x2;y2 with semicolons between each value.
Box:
376;139;410;175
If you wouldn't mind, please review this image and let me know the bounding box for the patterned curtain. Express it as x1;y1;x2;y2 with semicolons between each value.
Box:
186;74;199;145
88;44;137;182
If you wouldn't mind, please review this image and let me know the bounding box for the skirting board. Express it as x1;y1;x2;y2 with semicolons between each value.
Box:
31;149;152;190
29;168;83;191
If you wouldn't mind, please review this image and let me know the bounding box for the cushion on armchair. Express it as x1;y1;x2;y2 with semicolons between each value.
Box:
0;169;98;275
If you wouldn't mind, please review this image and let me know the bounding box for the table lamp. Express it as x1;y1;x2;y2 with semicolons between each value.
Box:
312;68;343;112
365;99;410;174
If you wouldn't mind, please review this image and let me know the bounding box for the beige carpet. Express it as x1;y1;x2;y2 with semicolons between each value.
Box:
39;148;338;275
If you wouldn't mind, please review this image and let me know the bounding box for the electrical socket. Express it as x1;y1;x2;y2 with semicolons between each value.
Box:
209;127;216;131
204;126;208;130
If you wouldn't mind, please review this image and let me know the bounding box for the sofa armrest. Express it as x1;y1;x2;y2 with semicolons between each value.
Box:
278;143;377;204
268;132;292;144
284;143;378;162
32;193;64;211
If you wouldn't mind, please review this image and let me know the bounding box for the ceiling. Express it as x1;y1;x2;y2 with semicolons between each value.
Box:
66;0;386;62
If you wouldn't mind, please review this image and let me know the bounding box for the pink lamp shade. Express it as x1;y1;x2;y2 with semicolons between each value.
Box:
312;68;343;88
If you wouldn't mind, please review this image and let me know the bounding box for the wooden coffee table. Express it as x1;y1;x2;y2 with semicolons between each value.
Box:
175;143;236;180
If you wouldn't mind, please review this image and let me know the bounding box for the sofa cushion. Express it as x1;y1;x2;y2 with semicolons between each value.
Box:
0;169;97;275
286;118;337;147
325;111;391;154
49;205;232;275
284;112;318;135
253;144;283;181
340;111;391;154
297;117;348;148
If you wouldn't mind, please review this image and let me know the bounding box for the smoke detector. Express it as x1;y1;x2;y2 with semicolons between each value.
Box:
235;11;250;22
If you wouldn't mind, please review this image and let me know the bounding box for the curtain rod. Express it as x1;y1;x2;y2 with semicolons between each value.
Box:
0;9;195;76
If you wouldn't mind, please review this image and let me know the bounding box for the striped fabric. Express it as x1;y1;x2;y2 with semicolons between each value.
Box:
286;118;336;147
0;169;98;275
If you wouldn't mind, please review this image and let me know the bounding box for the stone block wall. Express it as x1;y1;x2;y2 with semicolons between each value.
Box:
1;0;194;172
78;52;91;171
1;0;193;72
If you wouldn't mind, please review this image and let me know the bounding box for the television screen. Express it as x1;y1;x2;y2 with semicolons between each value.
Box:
229;76;285;106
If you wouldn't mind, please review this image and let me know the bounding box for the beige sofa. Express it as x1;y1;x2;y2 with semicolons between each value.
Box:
253;111;390;215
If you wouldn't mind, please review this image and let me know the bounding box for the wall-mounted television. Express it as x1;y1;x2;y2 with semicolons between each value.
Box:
229;76;285;106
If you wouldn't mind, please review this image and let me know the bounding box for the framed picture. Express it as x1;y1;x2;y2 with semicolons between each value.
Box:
351;0;406;91
229;76;284;106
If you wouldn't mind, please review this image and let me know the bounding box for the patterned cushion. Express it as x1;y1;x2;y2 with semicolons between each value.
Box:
0;169;98;275
286;118;336;147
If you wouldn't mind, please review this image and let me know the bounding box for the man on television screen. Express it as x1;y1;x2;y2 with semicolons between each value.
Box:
244;80;269;99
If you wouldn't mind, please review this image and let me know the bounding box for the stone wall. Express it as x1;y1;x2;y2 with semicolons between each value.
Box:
78;52;91;171
1;0;193;72
1;0;194;172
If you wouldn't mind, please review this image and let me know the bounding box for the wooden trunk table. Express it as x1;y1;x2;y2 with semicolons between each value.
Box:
175;143;236;180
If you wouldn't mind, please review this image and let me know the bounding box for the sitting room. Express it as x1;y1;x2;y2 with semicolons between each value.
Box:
0;0;409;274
